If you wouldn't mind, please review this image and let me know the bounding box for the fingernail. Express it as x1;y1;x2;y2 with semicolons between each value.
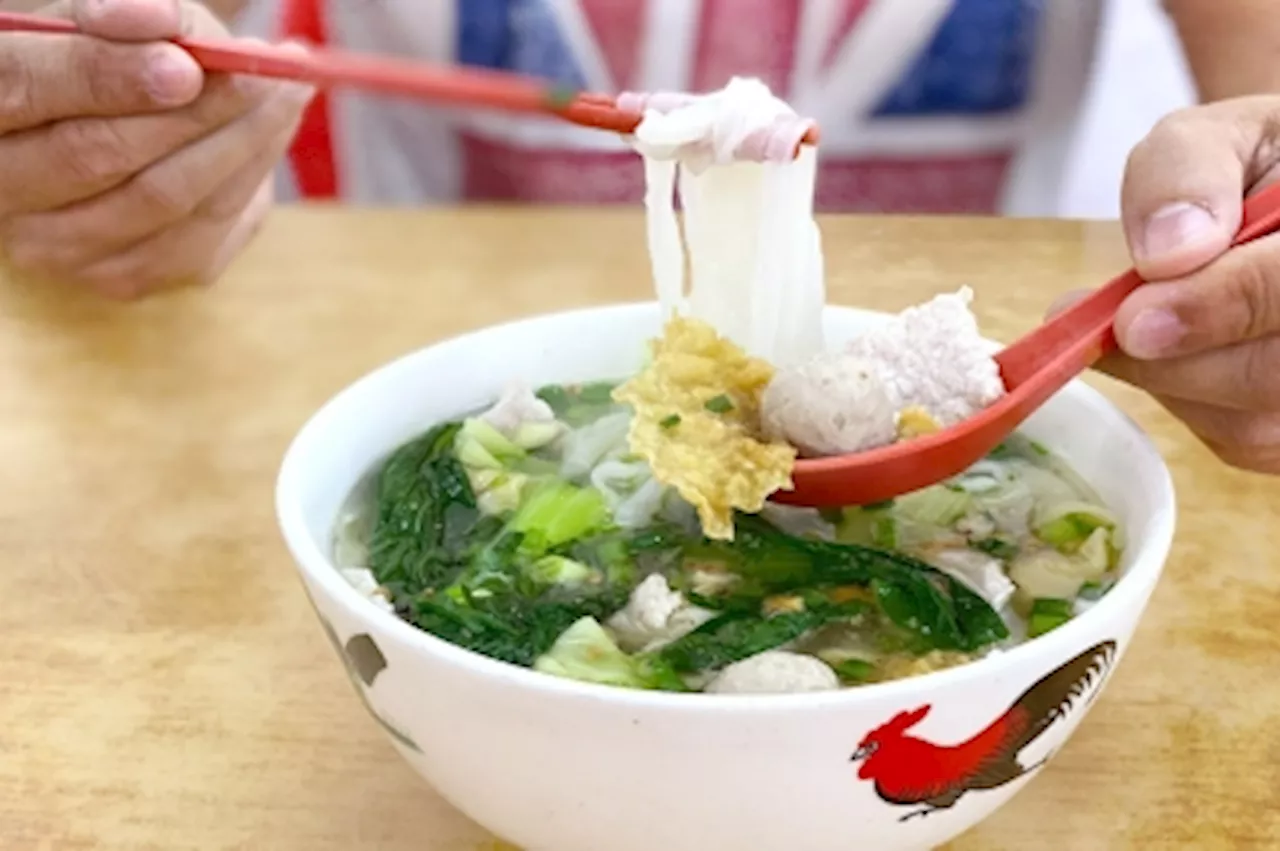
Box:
1138;201;1217;261
1124;307;1185;359
144;46;199;105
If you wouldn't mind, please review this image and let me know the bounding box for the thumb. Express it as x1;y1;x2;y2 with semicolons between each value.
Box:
1118;101;1270;282
71;0;189;41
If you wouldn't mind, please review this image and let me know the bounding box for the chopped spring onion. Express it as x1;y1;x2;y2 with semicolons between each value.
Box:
1027;598;1073;637
830;658;876;683
1034;501;1118;552
704;394;734;414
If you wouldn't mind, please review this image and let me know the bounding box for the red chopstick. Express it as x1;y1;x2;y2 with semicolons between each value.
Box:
0;10;819;149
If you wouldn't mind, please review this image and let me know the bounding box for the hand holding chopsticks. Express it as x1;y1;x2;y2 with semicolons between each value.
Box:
0;2;315;299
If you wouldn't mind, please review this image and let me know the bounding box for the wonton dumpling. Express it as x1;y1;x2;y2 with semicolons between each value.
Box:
479;383;557;437
607;574;713;653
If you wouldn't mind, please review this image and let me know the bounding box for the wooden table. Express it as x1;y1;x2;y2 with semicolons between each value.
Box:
1;207;1277;851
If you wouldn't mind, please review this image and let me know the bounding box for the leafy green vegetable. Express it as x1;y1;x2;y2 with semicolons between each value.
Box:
659;588;872;674
625;523;694;553
653;520;1015;674
510;479;611;552
659;609;828;673
411;583;631;667
684;588;760;614
405;518;690;669
534;616;687;690
369;423;481;599
1027;597;1073;637
364;411;1068;693
715;523;813;589
733;516;1009;653
659;414;681;429
444;521;526;600
612;514;1008;658
704;394;734;414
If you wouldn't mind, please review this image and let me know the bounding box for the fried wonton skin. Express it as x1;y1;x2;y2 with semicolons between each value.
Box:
613;316;796;540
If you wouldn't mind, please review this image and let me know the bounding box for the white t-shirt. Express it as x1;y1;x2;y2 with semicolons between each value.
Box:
238;0;1104;215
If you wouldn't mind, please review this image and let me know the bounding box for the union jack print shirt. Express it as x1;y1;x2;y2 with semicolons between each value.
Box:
238;0;1103;214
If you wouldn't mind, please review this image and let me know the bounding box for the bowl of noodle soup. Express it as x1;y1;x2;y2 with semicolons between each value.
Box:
276;79;1175;850
276;302;1174;851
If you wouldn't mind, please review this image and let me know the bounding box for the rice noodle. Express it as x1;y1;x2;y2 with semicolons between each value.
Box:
627;77;825;367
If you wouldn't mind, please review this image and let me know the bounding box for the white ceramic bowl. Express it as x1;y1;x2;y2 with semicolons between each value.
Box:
276;303;1176;851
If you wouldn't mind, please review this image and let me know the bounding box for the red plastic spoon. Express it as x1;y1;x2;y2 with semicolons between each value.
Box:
777;180;1280;508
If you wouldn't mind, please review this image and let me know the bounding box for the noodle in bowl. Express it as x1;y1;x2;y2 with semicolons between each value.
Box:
276;302;1175;851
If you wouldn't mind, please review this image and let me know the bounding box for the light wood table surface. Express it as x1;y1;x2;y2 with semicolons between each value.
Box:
1;207;1277;851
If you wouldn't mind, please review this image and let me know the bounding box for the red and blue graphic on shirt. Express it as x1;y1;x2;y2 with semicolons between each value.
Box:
285;0;1044;213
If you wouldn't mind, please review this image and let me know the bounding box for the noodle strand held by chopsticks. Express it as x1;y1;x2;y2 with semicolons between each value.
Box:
626;77;825;368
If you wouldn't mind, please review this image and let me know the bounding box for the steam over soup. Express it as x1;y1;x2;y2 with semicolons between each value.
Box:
333;381;1122;695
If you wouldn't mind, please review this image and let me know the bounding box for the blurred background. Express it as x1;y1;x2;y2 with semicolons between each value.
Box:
1063;0;1194;219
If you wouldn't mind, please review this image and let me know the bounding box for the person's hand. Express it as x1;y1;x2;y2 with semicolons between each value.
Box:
1050;96;1280;474
0;0;314;299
